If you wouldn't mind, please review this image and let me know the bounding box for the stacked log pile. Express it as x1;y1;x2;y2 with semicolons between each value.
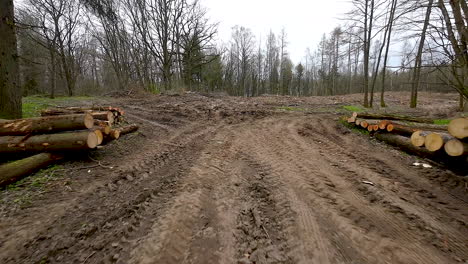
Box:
0;106;138;187
345;112;468;162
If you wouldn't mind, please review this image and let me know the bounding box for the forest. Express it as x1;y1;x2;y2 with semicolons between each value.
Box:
0;0;467;120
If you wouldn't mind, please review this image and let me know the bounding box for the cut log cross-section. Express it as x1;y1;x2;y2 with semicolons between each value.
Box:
0;153;63;187
0;131;99;154
411;131;432;147
444;139;468;157
425;132;455;152
448;118;468;139
0;114;94;136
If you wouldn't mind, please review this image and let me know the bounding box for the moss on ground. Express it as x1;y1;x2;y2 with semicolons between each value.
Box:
22;96;97;118
342;105;365;113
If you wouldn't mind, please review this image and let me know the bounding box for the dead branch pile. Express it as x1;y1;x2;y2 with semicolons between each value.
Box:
0;106;138;187
345;112;468;161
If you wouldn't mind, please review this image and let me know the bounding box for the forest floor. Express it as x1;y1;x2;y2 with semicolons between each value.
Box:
0;91;467;264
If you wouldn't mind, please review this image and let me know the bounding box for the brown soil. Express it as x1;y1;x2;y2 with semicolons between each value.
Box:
0;92;467;264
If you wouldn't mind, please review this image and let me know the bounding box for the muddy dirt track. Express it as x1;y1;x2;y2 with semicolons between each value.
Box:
0;93;467;264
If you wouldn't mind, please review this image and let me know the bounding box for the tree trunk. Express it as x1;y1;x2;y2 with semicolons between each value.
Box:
444;139;468;157
0;131;99;154
0;113;94;136
425;132;455;152
410;0;434;108
0;153;63;187
381;0;398;107
353;112;434;123
0;0;21;119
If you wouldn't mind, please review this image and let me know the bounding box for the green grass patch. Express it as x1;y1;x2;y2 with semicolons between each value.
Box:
339;119;370;136
433;119;451;125
22;96;96;118
277;106;306;112
342;105;365;113
6;164;64;191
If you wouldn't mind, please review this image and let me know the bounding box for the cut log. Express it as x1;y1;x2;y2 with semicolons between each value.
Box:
361;121;369;129
91;111;115;124
387;124;418;136
348;116;356;123
110;129;120;140
0;153;63;187
119;124;139;136
0;131;99;153
353;112;434;124
374;133;443;159
355;119;362;126
92;129;104;145
444;139;468;157
425;132;455;152
379;120;391;130
448;118;468;139
0;114;94;136
411;131;432;147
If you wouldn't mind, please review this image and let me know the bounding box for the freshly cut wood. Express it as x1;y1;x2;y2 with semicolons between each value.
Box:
347;116;356;123
387;124;418;136
0;131;99;153
355;119;362;126
379;120;391;130
425;132;455;152
448;118;468;139
353;112;434;124
91;111;115;123
374;133;442;159
373;124;379;131
94;120;112;134
92;129;104;145
0;114;94;136
361;121;369;129
0;153;63;187
444;139;468;157
110;129;120;140
411;131;431;147
119;124;139;136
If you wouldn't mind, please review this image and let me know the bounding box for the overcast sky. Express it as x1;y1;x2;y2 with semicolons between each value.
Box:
200;0;352;64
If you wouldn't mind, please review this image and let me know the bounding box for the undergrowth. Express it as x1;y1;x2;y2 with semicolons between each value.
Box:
342;105;365;113
22;96;96;118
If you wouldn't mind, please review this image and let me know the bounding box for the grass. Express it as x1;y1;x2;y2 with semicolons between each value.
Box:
277;106;306;112
6;164;64;191
339;119;370;136
342;105;365;113
22;95;96;118
433;119;451;125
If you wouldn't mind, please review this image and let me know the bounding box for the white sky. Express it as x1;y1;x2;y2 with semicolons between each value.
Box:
200;0;352;64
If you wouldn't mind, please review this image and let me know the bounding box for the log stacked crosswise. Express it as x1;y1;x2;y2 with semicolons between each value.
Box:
345;112;468;160
0;106;139;187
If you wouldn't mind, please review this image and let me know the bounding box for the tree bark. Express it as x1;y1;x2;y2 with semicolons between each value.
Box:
0;131;99;154
119;124;139;135
0;0;21;119
374;133;442;159
0;114;94;136
410;0;434;108
0;153;63;187
353;112;434;123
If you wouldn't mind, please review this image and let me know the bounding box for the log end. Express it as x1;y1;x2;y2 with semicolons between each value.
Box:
84;113;95;129
425;133;444;152
444;139;466;157
94;130;104;145
411;131;426;147
448;118;468;139
87;132;99;149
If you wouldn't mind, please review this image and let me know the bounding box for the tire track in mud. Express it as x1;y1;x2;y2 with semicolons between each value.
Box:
0;110;218;264
235;116;467;264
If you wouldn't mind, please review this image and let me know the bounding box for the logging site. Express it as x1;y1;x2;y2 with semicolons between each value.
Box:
1;0;468;264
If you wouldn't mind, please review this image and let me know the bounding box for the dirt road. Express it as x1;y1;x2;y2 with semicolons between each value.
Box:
0;93;467;264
